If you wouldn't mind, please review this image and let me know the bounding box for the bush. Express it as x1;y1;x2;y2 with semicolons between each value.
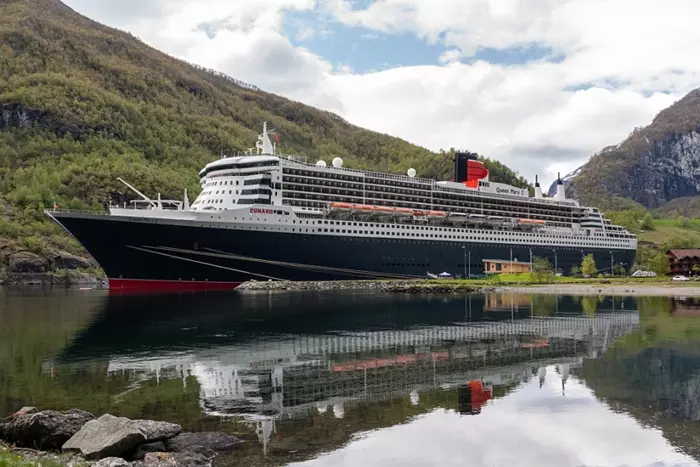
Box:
21;235;45;254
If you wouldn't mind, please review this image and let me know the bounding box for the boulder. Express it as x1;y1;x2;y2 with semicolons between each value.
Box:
128;441;167;461
48;251;93;270
0;407;95;450
132;420;181;443
8;251;48;274
138;451;212;467
163;432;242;453
93;457;132;467
62;414;146;460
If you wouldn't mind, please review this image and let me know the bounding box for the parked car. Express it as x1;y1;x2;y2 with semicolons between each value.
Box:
672;275;690;281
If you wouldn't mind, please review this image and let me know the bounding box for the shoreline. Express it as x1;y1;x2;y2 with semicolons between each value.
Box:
501;284;700;297
3;279;700;297
237;279;700;296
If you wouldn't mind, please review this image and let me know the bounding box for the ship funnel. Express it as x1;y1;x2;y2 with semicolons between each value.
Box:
534;174;542;198
555;172;566;201
455;151;488;188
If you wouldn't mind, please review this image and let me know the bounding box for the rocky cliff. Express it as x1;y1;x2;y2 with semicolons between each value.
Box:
565;89;700;210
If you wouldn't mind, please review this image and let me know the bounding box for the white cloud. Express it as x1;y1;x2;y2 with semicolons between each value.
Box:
296;26;316;41
438;49;461;65
62;0;700;187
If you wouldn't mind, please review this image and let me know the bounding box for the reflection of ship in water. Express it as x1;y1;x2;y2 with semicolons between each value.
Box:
175;312;638;420
49;292;640;454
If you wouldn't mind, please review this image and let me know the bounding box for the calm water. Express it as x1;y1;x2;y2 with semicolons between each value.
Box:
2;290;700;466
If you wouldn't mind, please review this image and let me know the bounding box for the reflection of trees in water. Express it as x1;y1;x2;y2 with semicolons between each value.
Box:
582;296;601;316
581;297;700;463
583;346;700;462
531;294;557;316
0;291;104;416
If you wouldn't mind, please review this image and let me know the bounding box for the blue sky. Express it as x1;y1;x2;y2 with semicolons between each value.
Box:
285;10;560;73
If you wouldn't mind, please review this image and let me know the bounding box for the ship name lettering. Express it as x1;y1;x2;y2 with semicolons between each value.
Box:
250;208;274;214
496;187;522;195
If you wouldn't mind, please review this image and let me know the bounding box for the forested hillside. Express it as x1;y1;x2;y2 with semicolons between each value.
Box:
0;0;528;280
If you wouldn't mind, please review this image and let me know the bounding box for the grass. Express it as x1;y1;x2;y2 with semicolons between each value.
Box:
654;218;700;231
638;219;700;246
0;448;66;467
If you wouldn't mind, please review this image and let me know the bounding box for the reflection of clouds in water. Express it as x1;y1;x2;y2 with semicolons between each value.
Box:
290;367;698;467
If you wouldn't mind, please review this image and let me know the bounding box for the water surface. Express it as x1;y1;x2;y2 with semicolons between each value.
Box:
1;290;699;466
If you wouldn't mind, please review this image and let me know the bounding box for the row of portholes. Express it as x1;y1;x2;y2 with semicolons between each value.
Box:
189;221;633;249
178;213;633;246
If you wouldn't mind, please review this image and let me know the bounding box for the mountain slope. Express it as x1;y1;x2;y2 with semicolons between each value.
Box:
567;89;700;210
0;0;528;279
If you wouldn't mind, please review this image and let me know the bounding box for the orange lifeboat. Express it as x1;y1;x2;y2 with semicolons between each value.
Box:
428;210;448;218
413;210;427;217
330;202;353;210
519;219;546;225
374;206;395;214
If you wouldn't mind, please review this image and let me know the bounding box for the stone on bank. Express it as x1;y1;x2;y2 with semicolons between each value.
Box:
0;407;242;466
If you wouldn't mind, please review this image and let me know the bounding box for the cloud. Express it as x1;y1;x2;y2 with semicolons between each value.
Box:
62;0;699;187
288;371;697;467
296;26;316;41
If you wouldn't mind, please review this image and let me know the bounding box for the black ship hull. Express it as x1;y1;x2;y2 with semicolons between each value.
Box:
50;211;637;292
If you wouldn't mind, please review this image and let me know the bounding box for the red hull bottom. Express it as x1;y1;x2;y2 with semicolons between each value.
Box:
108;278;242;294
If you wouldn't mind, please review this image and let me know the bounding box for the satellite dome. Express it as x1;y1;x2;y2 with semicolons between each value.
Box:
407;168;417;178
332;157;343;168
316;160;327;167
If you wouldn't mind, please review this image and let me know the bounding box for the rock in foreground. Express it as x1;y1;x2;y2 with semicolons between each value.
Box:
164;432;242;453
93;457;132;467
132;420;181;443
62;415;182;460
137;451;213;467
0;406;95;450
62;414;147;460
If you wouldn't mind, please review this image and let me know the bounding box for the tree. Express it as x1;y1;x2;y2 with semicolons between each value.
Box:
648;251;671;276
679;216;690;228
530;256;554;284
570;265;581;277
581;254;597;277
640;213;655;230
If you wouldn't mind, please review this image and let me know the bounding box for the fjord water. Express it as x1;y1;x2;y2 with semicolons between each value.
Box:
1;290;700;466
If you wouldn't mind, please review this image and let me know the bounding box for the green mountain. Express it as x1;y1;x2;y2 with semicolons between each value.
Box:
657;196;700;219
567;89;700;210
0;0;528;280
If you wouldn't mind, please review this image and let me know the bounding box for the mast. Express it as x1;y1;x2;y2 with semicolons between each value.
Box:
257;121;275;155
117;178;157;208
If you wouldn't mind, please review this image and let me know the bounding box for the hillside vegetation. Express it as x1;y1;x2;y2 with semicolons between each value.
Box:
569;89;700;210
657;196;700;218
0;0;528;278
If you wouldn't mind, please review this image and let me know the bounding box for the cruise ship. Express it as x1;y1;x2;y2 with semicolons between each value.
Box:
47;123;637;292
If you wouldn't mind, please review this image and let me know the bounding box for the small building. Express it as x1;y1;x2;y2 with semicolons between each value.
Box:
482;259;532;275
667;249;700;276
